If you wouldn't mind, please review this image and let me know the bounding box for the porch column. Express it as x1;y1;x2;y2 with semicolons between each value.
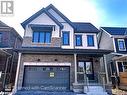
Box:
103;55;109;84
115;61;119;76
13;53;22;93
74;53;77;83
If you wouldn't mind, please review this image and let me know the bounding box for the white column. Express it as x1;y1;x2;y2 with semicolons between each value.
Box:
115;61;119;76
74;54;77;83
104;55;109;84
13;53;22;93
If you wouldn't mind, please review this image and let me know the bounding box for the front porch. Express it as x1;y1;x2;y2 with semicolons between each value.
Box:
113;55;127;90
73;54;110;93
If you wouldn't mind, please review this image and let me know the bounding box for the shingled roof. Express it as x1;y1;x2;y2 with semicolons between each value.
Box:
73;22;99;33
101;27;127;35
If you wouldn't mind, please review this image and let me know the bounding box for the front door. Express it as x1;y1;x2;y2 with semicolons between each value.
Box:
77;61;94;83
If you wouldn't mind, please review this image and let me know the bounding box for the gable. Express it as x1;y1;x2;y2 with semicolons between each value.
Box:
29;13;60;26
45;4;75;28
48;8;65;22
21;8;63;29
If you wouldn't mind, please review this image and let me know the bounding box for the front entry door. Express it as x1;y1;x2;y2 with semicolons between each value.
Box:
77;61;94;83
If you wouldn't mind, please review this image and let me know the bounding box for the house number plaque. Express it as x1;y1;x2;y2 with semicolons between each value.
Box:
49;72;55;77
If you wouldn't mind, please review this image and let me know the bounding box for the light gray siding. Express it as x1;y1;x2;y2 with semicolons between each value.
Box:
99;30;114;50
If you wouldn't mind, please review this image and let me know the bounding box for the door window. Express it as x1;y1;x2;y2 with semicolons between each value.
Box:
77;61;93;83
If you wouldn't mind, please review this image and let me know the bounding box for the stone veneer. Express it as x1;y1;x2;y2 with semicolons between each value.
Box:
22;37;61;47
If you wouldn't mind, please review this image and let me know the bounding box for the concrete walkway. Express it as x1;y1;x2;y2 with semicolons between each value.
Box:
14;91;77;95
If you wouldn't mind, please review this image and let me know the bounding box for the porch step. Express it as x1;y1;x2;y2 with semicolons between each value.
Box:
84;86;108;95
86;92;108;95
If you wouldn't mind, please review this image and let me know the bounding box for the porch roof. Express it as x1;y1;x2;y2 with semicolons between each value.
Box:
0;49;11;57
113;54;127;61
16;47;112;57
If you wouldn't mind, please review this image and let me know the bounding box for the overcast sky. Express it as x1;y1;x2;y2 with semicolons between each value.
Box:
1;0;127;37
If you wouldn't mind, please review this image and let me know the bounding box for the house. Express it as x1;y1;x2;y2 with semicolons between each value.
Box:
13;4;111;94
0;21;22;91
99;27;127;89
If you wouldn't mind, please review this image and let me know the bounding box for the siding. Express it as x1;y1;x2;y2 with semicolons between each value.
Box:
0;31;10;47
99;30;114;50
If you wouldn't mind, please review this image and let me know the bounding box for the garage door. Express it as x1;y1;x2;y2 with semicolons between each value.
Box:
23;66;70;91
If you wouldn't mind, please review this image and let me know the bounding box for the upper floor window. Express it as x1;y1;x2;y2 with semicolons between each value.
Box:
32;31;51;43
62;31;69;45
0;33;2;43
118;39;126;51
75;35;82;46
87;35;94;46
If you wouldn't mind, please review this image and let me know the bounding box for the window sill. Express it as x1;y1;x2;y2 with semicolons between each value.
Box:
62;44;70;46
118;49;126;51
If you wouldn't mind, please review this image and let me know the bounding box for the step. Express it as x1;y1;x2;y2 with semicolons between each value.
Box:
84;86;104;92
86;92;108;95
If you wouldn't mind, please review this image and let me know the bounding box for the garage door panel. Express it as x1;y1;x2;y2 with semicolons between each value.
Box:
23;66;70;91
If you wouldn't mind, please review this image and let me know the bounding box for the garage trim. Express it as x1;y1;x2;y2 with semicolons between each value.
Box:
22;66;70;91
24;62;71;66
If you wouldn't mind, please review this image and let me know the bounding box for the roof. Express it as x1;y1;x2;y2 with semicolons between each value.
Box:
21;4;99;33
0;21;9;27
45;4;75;28
21;4;74;29
21;8;63;29
16;47;112;57
0;21;23;40
101;27;127;35
73;22;99;33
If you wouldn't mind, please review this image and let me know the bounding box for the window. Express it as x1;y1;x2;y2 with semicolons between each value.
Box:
62;31;69;45
75;35;82;46
118;39;126;51
32;31;51;43
0;33;2;43
87;35;94;46
118;62;127;72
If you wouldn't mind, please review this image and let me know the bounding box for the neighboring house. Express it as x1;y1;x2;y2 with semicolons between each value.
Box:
13;4;111;94
99;27;127;89
0;21;22;91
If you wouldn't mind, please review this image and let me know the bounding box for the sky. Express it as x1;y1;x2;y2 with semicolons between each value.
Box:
0;0;127;37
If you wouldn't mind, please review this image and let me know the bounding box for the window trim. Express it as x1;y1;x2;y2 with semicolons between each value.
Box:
87;35;94;46
75;34;82;46
118;39;126;51
32;31;51;43
62;31;70;45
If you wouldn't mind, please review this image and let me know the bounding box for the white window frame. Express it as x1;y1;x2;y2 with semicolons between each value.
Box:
118;39;126;51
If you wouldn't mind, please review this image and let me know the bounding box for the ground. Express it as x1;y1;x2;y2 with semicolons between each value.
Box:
112;88;127;95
